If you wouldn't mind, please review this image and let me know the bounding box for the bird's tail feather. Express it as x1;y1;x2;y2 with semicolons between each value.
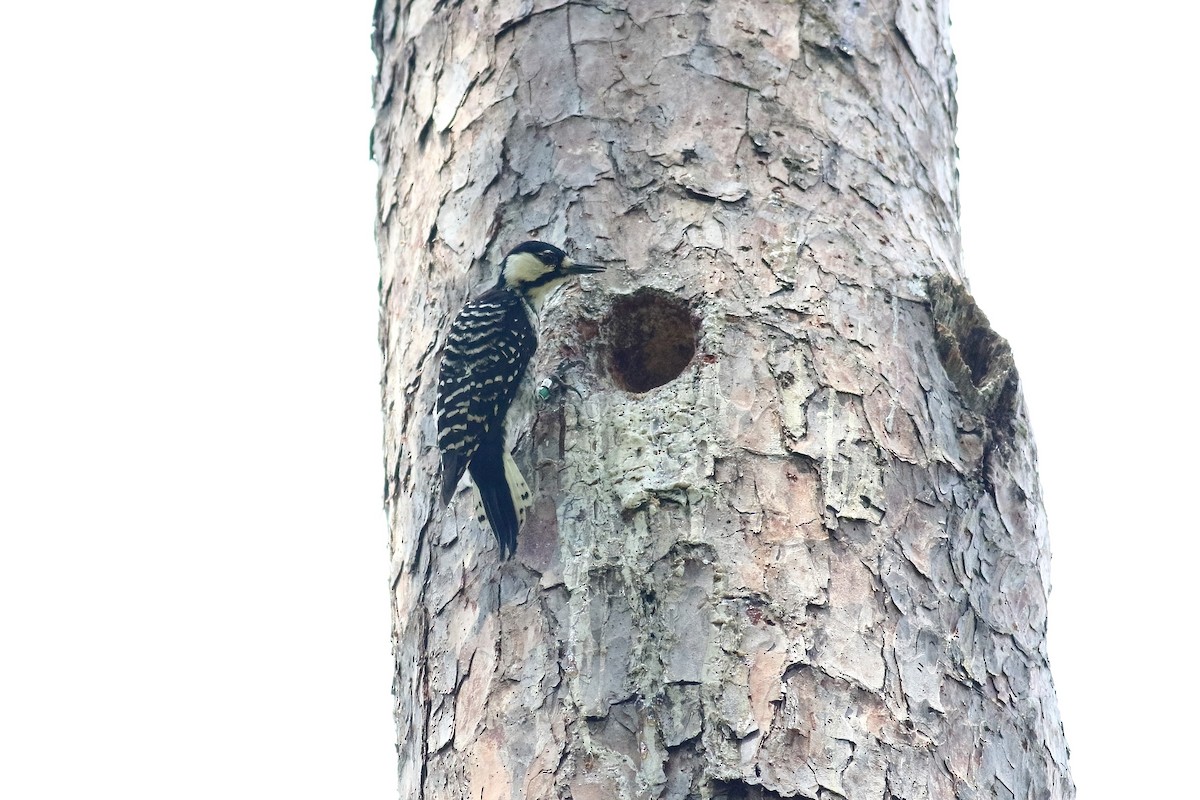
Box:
468;445;531;558
440;452;463;505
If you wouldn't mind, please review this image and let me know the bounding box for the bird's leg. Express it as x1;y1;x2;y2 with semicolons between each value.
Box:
536;359;585;402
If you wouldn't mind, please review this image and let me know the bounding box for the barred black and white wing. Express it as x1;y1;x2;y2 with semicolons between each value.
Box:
436;287;537;556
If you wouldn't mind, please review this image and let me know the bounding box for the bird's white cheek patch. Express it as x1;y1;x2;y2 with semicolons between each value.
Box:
504;252;549;286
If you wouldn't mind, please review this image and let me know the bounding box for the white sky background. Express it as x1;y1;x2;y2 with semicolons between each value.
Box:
0;2;1194;798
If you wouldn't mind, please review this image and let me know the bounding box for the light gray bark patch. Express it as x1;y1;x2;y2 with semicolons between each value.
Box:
750;665;888;797
513;8;581;125
574;569;636;718
791;389;886;527
699;0;801;86
894;0;950;79
653;552;714;685
659;682;702;747
641;58;749;201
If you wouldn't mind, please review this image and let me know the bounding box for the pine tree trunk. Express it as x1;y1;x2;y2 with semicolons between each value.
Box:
374;1;1073;798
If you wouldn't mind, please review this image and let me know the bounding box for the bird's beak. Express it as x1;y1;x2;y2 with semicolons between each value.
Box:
562;258;605;275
